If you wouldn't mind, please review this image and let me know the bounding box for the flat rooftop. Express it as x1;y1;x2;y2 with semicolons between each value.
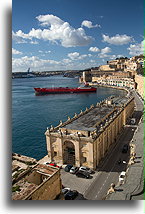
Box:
62;96;132;132
63;105;114;132
111;96;129;107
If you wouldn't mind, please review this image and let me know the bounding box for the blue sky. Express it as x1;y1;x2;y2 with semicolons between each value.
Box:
12;0;144;72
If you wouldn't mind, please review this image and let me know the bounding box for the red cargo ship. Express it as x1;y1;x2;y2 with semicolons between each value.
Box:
34;85;96;95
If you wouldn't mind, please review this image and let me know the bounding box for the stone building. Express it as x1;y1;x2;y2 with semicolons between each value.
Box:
80;70;131;84
45;96;135;169
12;159;61;200
92;76;136;89
99;64;115;71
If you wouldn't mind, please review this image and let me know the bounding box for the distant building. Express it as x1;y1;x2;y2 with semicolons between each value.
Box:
92;76;136;89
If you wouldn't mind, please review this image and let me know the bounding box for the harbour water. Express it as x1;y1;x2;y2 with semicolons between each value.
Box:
12;76;126;160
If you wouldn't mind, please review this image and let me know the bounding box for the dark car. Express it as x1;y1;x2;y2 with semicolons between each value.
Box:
65;190;78;200
62;187;71;195
122;144;129;153
76;170;91;179
64;164;73;172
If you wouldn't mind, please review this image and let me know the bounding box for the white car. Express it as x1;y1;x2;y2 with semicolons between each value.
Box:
79;166;93;174
119;171;126;184
69;166;79;174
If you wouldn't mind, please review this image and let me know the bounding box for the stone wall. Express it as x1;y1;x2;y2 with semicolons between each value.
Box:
25;170;61;200
99;65;115;71
135;74;144;98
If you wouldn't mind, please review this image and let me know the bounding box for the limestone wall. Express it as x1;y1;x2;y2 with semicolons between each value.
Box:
99;65;115;71
25;170;61;200
135;74;144;98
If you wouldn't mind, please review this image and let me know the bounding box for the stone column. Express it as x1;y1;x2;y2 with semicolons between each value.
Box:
88;142;94;169
75;139;81;167
93;140;97;168
46;133;53;162
123;108;126;125
115;119;118;138
96;140;99;167
58;136;64;165
108;126;112;147
102;132;105;157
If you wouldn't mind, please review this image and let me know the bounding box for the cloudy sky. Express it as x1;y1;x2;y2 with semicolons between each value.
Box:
12;0;144;72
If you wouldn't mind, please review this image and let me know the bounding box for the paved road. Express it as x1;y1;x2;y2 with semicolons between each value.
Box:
84;91;144;200
84;126;136;200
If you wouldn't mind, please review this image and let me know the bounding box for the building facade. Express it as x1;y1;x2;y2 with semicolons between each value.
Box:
45;96;135;169
92;76;136;89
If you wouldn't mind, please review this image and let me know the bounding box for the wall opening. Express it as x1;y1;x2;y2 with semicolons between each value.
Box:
63;141;75;165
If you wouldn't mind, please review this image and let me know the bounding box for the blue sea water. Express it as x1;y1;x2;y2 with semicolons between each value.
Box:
12;76;126;160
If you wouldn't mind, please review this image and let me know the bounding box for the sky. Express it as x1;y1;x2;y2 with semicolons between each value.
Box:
12;0;144;72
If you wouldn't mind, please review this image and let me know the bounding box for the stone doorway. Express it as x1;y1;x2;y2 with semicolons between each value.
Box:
63;141;75;165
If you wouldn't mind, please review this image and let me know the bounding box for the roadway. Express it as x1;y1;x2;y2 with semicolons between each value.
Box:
83;90;143;200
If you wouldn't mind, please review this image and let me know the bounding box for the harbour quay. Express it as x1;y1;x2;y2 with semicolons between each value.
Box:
45;95;135;169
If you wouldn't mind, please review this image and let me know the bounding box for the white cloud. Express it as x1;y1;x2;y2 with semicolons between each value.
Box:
30;40;39;44
90;59;95;63
38;50;51;54
109;54;125;60
102;34;133;45
12;48;22;55
12;31;39;45
127;40;144;55
12;31;28;44
68;52;89;60
89;46;100;52
68;52;80;60
101;47;111;54
13;14;93;47
12;55;61;72
12;55;96;72
81;20;101;28
98;47;111;58
62;58;72;64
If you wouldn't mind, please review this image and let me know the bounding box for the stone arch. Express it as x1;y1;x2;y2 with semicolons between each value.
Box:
63;141;75;165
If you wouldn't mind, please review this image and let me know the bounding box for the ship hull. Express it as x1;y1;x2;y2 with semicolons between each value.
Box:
34;87;96;95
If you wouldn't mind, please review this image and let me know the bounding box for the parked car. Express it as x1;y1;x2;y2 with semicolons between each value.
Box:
62;187;71;195
130;118;136;125
43;162;49;165
79;166;93;174
65;190;78;200
122;144;129;153
76;170;91;179
43;162;60;168
48;163;60;168
64;164;73;172
70;166;79;174
119;171;126;184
